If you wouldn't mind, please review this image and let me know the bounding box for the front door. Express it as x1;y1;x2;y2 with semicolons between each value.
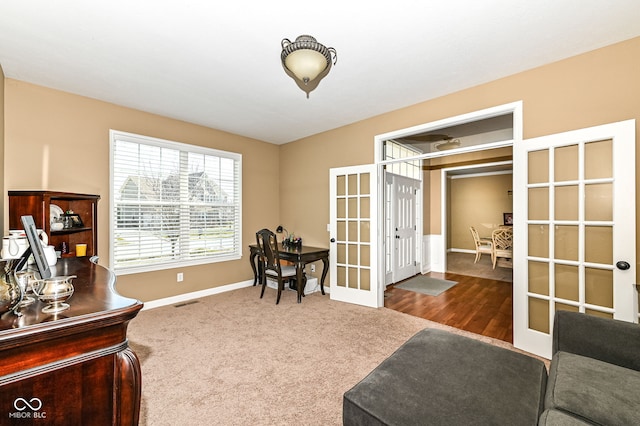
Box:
513;120;637;359
391;174;419;283
329;165;380;308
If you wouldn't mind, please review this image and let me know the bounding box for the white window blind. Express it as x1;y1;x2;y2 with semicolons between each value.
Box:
110;130;242;273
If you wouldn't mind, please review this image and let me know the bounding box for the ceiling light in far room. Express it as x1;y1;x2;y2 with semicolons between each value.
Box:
435;138;461;151
281;35;337;98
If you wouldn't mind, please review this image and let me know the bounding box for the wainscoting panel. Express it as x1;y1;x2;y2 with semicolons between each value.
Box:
422;234;445;274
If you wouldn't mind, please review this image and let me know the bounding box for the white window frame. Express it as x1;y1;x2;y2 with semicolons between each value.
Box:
384;140;422;180
109;130;242;275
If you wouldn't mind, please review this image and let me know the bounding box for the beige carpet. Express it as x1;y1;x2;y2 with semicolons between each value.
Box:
447;251;513;282
128;285;529;425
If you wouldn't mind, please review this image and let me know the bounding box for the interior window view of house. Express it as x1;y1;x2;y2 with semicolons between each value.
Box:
1;2;639;425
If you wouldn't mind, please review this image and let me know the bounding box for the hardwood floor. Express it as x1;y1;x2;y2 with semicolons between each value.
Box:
384;271;513;343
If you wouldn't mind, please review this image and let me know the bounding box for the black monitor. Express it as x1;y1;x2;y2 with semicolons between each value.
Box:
20;215;52;279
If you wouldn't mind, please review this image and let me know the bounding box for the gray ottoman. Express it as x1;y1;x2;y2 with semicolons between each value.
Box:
343;328;548;425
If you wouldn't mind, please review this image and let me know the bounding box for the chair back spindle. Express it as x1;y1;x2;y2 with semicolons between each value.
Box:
491;227;513;269
256;228;282;276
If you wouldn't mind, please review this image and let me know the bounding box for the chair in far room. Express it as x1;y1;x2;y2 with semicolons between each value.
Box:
491;227;513;269
470;226;493;263
255;228;300;304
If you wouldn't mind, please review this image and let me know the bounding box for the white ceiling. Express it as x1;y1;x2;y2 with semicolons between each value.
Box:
1;1;639;145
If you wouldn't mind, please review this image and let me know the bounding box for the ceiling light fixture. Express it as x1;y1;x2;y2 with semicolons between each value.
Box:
281;35;337;98
434;138;461;151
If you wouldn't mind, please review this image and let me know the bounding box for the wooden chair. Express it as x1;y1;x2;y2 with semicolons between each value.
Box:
255;228;302;304
469;226;493;263
491;227;513;269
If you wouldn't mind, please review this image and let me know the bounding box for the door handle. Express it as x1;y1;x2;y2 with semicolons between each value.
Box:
616;261;631;270
330;238;336;243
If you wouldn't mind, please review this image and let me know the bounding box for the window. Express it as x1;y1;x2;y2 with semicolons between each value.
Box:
384;140;422;180
110;130;242;273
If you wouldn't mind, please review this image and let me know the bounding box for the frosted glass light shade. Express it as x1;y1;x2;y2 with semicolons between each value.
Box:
285;49;327;83
281;35;337;98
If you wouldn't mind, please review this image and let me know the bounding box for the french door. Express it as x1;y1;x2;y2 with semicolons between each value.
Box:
513;120;637;358
329;164;380;307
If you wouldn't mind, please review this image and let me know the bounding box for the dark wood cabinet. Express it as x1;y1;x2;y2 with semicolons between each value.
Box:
8;191;100;258
0;258;143;425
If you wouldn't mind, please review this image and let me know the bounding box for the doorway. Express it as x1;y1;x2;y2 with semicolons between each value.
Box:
386;155;516;343
376;102;522;343
443;161;513;279
376;102;522;283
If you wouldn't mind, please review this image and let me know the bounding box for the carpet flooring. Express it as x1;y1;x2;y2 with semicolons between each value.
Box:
395;275;457;296
127;285;526;425
447;251;513;282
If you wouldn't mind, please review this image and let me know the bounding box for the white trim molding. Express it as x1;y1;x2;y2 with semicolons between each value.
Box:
140;280;253;310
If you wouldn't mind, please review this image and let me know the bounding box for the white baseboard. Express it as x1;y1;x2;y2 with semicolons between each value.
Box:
451;248;475;254
142;276;327;311
142;279;254;311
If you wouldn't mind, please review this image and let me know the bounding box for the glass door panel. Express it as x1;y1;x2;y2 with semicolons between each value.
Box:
555;264;579;302
554;145;578;182
528;225;549;258
528;261;549;295
337;221;346;241
585;140;612;179
585;268;613;308
585;226;612;264
528;188;549;220
528;298;549;333
585;183;612;221
555;186;578;220
554;225;578;262
528;150;549;184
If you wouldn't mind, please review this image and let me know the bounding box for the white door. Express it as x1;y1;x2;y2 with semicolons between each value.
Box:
513;120;637;359
391;174;419;282
329;164;380;308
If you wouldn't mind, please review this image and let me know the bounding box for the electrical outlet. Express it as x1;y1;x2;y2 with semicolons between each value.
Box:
177;272;184;282
310;264;316;273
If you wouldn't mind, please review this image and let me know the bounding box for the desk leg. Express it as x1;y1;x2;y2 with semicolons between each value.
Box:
296;262;304;303
249;249;258;286
320;256;329;295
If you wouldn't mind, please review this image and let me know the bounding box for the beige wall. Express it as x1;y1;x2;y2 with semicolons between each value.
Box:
281;36;640;277
449;173;513;250
423;146;513;235
3;36;640;302
3;80;280;301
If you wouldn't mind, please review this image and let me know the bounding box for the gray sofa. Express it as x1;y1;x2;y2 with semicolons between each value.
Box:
343;311;640;425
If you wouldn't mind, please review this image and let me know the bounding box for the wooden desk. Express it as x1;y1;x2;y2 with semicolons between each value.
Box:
249;243;329;303
0;258;143;425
